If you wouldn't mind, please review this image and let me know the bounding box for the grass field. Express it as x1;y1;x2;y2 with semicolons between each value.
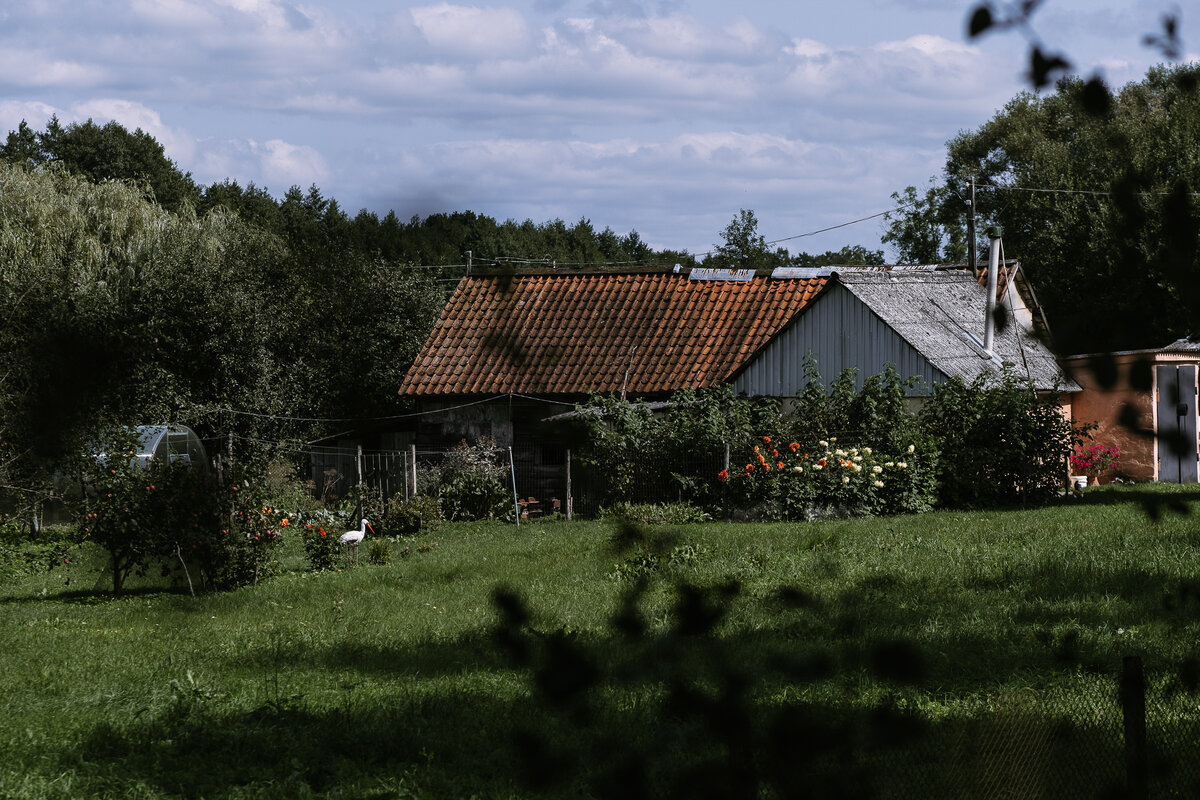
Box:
3;486;1200;798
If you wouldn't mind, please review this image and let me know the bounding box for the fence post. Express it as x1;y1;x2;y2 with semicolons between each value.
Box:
509;446;520;527
566;448;573;521
1121;654;1149;800
410;444;418;498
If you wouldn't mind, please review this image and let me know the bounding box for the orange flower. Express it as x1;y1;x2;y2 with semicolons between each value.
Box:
280;518;289;527
717;469;729;483
777;461;784;470
790;442;800;453
763;436;772;443
753;445;760;453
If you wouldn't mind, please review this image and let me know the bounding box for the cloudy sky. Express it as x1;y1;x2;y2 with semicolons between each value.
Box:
1;0;1194;260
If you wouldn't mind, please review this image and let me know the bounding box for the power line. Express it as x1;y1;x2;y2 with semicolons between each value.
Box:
199;393;577;425
977;182;1200;198
765;200;922;247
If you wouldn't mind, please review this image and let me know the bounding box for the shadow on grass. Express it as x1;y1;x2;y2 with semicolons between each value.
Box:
1071;486;1198;520
0;584;187;605
42;578;1160;799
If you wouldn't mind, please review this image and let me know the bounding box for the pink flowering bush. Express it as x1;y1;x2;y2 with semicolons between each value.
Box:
1070;442;1122;480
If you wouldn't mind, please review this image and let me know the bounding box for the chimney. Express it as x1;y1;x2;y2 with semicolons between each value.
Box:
983;227;1002;354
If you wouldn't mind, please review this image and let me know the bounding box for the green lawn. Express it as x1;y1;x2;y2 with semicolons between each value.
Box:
3;487;1200;798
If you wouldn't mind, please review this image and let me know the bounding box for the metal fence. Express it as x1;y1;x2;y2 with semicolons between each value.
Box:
284;443;729;520
852;656;1200;798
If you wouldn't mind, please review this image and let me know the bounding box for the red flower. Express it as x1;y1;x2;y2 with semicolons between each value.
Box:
789;442;800;453
763;436;772;443
717;469;729;483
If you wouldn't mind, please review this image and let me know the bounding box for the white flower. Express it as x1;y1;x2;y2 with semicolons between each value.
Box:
842;476;850;483
872;465;883;474
874;480;884;488
852;455;862;462
885;461;894;467
792;466;803;473
851;463;861;472
819;440;828;448
830;437;837;442
835;449;847;457
813;464;823;470
907;444;915;453
863;447;872;455
898;461;908;469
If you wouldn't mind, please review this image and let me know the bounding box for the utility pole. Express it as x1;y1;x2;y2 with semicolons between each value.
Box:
968;176;978;279
465;250;472;276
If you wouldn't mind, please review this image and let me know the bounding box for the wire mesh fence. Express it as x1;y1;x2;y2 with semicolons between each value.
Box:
265;441;730;520
768;658;1199;799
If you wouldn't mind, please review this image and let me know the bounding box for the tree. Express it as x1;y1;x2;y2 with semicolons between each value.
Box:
881;182;967;264
790;245;886;268
710;209;786;270
942;64;1200;353
2;116;200;212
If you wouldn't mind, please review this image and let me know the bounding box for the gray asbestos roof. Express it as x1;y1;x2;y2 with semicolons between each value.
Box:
833;270;1078;392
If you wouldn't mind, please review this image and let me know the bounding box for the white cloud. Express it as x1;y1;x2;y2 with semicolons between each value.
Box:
0;48;105;88
251;139;331;189
410;3;536;58
0;100;59;134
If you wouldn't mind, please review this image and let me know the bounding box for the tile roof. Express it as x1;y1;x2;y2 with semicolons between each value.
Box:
398;270;827;397
398;264;1045;398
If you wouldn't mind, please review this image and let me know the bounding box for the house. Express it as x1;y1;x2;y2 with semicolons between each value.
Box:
394;262;1076;510
1065;339;1200;483
397;262;1070;444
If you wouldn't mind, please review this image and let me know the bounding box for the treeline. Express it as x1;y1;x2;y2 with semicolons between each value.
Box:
0;117;671;270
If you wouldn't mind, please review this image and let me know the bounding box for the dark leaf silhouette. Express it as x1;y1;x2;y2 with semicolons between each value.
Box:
967;5;994;38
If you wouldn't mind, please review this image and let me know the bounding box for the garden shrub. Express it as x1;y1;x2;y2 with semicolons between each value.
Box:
723;362;939;520
729;436;936;520
574;386;778;512
72;428;291;594
918;369;1076;508
0;519;77;581
300;518;341;571
385;494;443;534
434;438;510;521
366;539;392;565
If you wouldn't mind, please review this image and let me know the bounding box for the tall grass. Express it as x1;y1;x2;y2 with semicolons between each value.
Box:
2;488;1199;797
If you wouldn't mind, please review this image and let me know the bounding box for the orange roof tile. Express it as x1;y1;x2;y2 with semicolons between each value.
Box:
399;271;827;397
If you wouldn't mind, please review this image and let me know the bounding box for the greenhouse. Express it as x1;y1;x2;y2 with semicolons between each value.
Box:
131;424;210;474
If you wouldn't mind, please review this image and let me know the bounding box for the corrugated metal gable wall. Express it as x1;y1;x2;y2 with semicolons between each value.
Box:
733;283;945;397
